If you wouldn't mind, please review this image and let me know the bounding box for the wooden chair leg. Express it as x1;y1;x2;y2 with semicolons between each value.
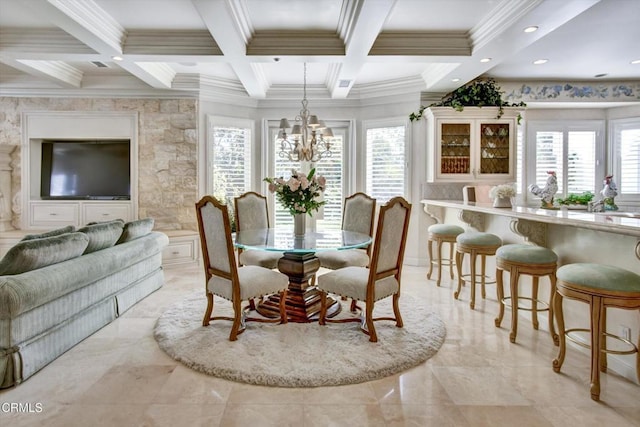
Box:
229;299;242;341
448;242;455;280
480;254;487;299
203;292;214;326
427;239;434;280
509;269;520;343
393;293;403;327
470;252;477;310
366;303;377;342
548;273;559;346
531;276;540;330
552;291;566;373
590;295;604;401
495;268;505;327
454;251;463;299
436;239;444;286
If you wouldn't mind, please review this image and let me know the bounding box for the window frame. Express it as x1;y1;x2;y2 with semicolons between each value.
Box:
609;117;640;204
525;120;605;205
205;115;255;200
361;117;411;203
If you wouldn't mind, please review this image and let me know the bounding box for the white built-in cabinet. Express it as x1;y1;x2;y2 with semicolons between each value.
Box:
29;201;133;228
425;107;522;182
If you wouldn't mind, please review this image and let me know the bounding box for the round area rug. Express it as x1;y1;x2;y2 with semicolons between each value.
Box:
154;291;446;387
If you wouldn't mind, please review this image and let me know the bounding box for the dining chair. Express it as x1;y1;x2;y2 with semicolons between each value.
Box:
196;195;288;341
234;191;284;269
317;196;412;342
316;192;376;270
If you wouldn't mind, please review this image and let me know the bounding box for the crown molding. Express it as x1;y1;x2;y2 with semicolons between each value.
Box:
337;0;364;46
469;0;544;51
15;60;83;88
421;63;461;89
226;0;253;45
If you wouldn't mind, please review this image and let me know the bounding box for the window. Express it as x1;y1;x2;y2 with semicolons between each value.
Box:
611;118;640;200
364;121;408;203
206;116;253;209
526;121;604;202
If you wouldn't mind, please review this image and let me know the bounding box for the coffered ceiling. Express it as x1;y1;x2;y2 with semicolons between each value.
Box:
0;0;638;100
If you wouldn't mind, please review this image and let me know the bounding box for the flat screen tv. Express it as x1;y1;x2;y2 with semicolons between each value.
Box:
40;140;131;200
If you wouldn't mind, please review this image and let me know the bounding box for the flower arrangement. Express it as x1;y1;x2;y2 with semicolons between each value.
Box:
489;183;516;200
264;168;326;216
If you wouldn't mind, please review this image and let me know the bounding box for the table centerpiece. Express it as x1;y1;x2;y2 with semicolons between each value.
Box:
489;183;516;208
264;168;326;236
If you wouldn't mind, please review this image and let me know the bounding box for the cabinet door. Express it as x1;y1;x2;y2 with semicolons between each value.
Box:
476;120;515;180
436;120;473;180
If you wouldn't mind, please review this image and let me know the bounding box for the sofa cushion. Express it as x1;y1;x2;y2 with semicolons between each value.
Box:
20;225;76;241
77;221;125;254
0;232;89;276
117;218;155;244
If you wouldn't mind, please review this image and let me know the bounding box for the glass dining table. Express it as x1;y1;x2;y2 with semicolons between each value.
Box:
234;228;372;323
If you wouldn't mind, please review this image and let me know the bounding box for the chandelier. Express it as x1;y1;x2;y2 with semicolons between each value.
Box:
277;63;333;162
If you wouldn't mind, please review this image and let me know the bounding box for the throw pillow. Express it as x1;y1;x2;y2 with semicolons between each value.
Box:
77;220;125;254
21;225;76;241
0;232;89;276
117;218;155;244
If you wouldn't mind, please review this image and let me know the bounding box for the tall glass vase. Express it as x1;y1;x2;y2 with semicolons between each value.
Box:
294;213;306;236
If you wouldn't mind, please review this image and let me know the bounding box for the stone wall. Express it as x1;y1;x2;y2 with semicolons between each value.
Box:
0;97;198;231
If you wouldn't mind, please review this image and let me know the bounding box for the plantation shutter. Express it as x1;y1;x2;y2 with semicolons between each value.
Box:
210;124;252;206
566;131;596;194
365;126;406;203
534;131;565;195
619;128;640;194
315;134;344;230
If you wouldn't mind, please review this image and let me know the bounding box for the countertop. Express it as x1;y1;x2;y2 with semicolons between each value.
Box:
420;200;640;238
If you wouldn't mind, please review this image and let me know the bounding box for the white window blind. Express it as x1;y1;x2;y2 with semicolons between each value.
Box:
314;134;344;230
365;125;406;203
209;123;252;206
529;122;603;201
613;121;640;195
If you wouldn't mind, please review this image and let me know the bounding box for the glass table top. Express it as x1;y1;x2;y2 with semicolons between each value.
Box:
234;228;372;253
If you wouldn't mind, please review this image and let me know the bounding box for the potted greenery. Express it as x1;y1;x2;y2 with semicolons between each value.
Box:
555;192;594;209
409;78;526;122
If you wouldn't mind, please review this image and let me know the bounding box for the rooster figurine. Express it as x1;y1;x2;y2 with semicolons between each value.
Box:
528;171;558;208
601;174;618;211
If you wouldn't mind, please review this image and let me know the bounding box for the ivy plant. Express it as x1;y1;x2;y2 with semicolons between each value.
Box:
409;78;526;122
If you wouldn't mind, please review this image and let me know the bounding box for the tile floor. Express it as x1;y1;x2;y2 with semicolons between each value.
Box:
1;262;639;426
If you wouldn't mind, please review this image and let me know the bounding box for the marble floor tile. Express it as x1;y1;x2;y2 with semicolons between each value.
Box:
1;263;638;427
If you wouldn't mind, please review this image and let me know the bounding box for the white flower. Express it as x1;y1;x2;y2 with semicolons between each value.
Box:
489;184;516;200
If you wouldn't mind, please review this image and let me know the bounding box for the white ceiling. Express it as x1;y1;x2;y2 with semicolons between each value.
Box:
0;0;638;99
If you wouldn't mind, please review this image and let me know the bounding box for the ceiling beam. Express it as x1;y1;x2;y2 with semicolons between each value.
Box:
4;59;83;88
193;0;267;98
329;0;396;99
23;0;177;89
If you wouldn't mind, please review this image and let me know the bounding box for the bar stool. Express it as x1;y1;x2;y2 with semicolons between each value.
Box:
553;263;640;401
454;232;502;309
427;224;464;286
494;244;559;345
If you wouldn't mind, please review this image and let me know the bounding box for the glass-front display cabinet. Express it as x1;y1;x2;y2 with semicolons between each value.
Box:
425;107;522;182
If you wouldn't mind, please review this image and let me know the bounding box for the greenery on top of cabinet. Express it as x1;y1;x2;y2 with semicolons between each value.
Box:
410;78;526;122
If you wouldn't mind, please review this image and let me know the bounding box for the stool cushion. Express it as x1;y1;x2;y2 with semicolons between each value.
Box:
456;232;502;247
496;244;557;264
557;263;640;292
428;224;464;236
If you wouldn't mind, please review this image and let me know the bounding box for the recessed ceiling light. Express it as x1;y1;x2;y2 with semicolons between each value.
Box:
452;78;460;82
594;73;608;78
111;56;123;61
480;58;491;63
631;59;640;64
533;59;548;65
523;26;538;33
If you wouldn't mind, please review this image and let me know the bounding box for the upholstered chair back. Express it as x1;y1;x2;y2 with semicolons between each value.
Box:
370;197;411;275
196;196;234;275
235;192;270;231
342;192;376;236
